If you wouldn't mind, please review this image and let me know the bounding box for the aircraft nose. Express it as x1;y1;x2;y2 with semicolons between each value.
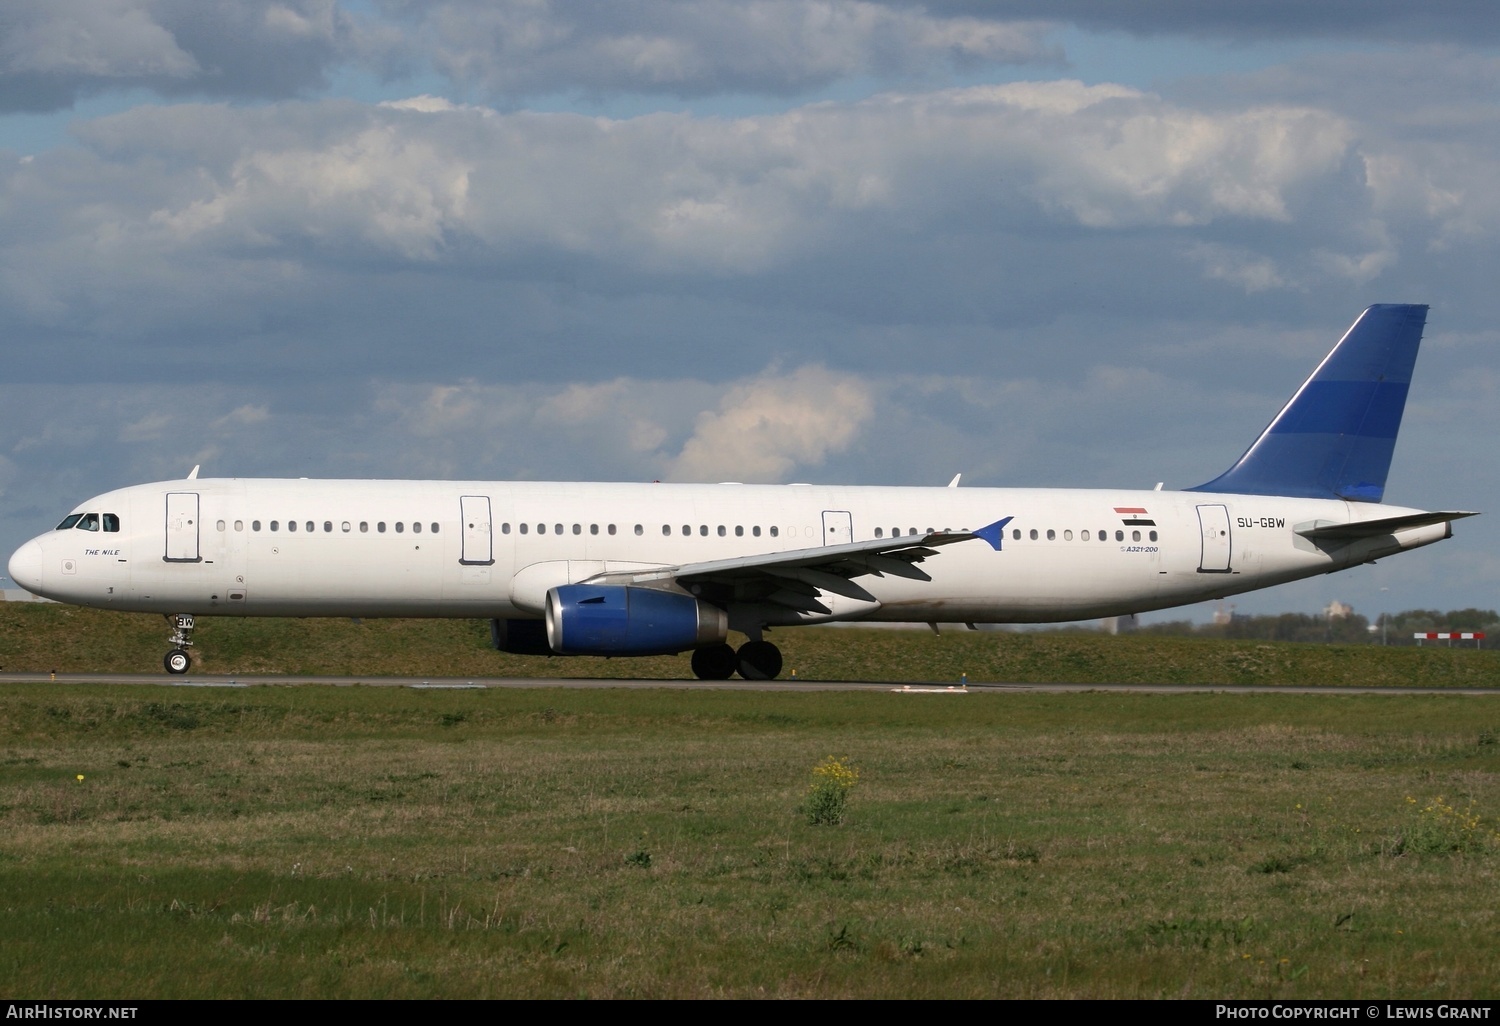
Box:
7;538;44;595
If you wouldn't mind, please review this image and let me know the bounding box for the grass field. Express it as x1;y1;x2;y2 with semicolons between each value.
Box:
2;603;1499;686
2;683;1500;998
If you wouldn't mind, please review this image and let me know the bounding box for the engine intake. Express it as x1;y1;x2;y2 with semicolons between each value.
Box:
546;585;728;656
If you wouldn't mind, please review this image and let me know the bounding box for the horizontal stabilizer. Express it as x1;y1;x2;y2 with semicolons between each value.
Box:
1295;510;1477;542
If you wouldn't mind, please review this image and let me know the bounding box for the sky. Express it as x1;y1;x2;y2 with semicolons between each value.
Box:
2;1;1498;625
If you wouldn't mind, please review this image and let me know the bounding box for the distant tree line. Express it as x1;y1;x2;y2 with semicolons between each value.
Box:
1132;608;1499;646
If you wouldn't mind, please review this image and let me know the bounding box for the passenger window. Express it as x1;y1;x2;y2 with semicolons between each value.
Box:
735;526;743;537
1064;530;1073;541
1047;529;1055;540
342;522;351;533
662;525;671;536
699;525;707;536
519;523;527;535
682;525;690;536
56;514;84;530
536;524;545;534
770;526;778;537
1149;531;1158;541
361;522;369;533
1100;530;1108;541
1082;530;1090;541
378;522;387;533
305;521;313;533
633;524;642;535
103;514;120;532
590;524;598;535
252;520;261;532
608;524;617;535
717;526;726;537
1012;529;1021;540
1115;530;1124;541
431;523;439;533
288;520;297;532
396;522;405;534
413;522;422;534
500;523;509;534
753;526;761;537
217;520;226;532
233;520;243;532
554;524;562;535
1132;530;1141;542
324;521;333;533
573;524;581;535
875;527;883;538
271;521;280;532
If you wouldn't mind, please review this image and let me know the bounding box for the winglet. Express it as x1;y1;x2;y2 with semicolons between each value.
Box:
972;516;1013;551
186;465;200;480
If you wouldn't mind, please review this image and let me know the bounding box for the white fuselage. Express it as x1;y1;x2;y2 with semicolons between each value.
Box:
8;478;1450;624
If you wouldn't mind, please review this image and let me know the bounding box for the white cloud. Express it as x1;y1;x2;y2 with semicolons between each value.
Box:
1188;242;1289;293
0;0;352;112
211;405;272;430
391;0;1060;98
667;366;873;482
119;411;173;442
1;0;199;80
31;82;1363;285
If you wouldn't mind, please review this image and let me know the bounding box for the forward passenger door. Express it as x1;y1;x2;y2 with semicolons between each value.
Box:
164;492;202;563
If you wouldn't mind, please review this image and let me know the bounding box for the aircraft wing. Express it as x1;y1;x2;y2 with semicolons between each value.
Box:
577;517;1010;614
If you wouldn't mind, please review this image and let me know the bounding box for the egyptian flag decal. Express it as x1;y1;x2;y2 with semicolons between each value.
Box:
1114;506;1157;527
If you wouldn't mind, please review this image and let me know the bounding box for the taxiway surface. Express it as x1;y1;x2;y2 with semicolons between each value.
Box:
0;672;1496;696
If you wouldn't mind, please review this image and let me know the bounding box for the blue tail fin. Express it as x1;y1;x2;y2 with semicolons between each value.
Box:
1189;304;1427;502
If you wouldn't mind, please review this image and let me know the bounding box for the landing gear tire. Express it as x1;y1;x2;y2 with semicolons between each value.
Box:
691;643;738;680
736;640;783;680
163;613;195;675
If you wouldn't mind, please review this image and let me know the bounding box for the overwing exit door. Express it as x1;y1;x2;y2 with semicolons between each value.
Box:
822;510;853;546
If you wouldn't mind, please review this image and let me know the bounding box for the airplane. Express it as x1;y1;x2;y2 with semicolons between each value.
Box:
6;304;1475;680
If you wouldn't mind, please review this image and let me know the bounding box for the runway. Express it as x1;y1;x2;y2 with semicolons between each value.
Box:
0;672;1496;695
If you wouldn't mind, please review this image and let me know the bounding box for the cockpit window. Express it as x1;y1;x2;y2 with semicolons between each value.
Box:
56;511;120;531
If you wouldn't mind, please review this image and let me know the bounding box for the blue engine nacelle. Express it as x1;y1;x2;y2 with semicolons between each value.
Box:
545;585;728;656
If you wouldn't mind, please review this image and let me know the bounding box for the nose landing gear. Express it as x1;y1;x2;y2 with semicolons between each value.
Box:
164;613;194;674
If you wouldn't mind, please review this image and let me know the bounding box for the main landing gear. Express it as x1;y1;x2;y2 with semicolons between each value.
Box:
690;639;785;681
164;613;194;675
